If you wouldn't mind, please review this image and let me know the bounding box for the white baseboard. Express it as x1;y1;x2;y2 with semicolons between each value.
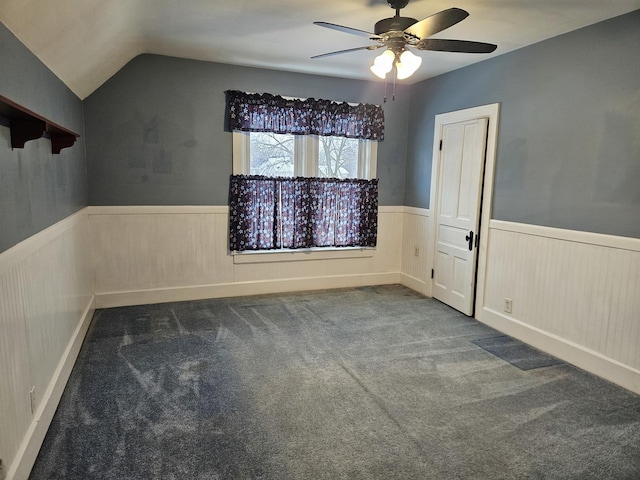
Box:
8;296;95;480
95;273;402;308
477;306;640;396
400;272;431;297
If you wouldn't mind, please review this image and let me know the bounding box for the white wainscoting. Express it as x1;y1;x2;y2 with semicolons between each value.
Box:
477;220;640;395
0;208;94;480
400;207;431;296
89;206;412;308
5;205;639;477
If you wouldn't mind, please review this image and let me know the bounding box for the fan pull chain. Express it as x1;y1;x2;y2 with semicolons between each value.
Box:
383;76;388;103
392;67;396;102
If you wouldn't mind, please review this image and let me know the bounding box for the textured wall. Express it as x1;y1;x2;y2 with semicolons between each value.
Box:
0;22;87;253
405;10;640;238
84;55;409;206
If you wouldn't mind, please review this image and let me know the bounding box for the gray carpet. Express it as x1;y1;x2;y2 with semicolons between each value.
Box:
31;285;640;479
471;335;565;371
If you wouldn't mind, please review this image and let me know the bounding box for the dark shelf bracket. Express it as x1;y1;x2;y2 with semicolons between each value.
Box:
0;94;79;154
10;119;47;149
50;132;78;154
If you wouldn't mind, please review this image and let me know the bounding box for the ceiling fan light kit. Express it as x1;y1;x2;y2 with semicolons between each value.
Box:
370;49;395;78
312;0;497;82
371;48;422;80
395;50;422;79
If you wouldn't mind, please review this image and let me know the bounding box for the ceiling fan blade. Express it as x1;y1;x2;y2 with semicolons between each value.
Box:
417;38;497;53
311;45;384;59
404;8;469;40
314;21;379;39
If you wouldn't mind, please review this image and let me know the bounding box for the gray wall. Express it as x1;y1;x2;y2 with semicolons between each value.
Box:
84;55;410;206
0;22;87;252
4;8;637;250
405;10;640;238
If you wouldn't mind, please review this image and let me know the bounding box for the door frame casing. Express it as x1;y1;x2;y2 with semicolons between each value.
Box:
428;103;500;318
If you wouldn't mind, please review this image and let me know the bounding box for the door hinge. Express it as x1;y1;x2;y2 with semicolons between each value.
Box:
439;140;443;151
431;268;434;279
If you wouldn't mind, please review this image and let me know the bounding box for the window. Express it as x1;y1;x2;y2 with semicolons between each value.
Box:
233;132;377;179
226;91;383;253
249;132;295;176
318;135;358;178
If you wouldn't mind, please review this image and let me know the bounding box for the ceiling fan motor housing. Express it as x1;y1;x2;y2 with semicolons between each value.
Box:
374;16;418;36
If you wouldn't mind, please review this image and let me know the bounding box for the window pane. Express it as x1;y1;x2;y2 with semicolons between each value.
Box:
318;136;358;179
250;132;295;177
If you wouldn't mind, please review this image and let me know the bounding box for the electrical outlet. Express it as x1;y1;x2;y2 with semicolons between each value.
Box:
30;386;36;415
414;246;419;256
504;298;513;314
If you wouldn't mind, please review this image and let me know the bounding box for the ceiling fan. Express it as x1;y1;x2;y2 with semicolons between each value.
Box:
312;0;497;80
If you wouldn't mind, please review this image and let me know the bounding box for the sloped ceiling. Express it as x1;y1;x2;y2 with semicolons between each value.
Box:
1;0;639;99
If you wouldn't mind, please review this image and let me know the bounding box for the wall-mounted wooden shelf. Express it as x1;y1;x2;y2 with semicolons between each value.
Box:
0;94;79;154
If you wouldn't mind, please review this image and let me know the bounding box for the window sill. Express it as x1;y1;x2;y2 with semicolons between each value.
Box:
232;247;375;264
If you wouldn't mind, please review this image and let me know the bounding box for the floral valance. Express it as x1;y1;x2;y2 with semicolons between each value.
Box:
226;90;384;141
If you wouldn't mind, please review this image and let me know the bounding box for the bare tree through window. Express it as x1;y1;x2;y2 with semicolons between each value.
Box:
318;136;358;178
250;132;295;177
249;132;358;179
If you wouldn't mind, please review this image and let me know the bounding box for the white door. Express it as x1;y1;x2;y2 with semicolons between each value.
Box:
432;117;488;315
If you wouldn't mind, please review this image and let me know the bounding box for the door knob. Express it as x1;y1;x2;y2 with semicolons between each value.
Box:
465;231;474;251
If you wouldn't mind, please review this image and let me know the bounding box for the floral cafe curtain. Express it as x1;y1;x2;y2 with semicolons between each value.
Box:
225;90;385;140
229;175;378;252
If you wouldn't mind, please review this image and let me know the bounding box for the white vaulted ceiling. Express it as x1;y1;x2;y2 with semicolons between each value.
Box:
1;0;639;99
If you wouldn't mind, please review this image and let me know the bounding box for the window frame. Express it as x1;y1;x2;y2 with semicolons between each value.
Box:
232;131;377;180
